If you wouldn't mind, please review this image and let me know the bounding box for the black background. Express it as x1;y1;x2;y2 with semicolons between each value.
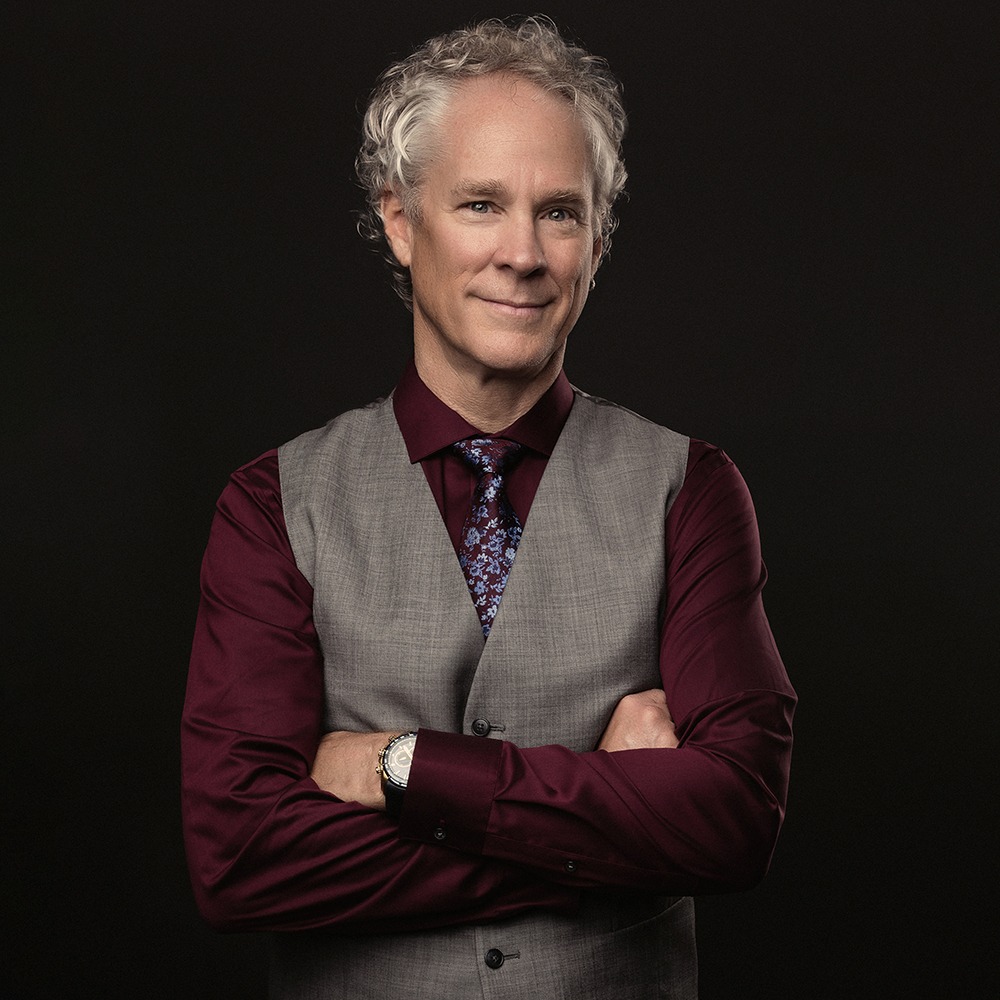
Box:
5;2;997;997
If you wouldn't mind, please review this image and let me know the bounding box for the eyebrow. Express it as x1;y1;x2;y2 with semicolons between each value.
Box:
450;179;509;200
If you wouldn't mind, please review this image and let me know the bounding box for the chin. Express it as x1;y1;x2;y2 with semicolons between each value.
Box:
471;340;563;380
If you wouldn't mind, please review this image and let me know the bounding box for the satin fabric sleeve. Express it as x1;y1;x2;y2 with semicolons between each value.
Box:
401;441;797;894
181;451;580;932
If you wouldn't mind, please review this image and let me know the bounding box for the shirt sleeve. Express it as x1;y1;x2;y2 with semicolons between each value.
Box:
399;441;797;894
181;452;580;933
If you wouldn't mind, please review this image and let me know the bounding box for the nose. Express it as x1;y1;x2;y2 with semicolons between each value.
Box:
493;213;546;276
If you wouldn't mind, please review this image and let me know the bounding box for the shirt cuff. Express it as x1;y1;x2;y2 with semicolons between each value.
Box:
400;728;502;854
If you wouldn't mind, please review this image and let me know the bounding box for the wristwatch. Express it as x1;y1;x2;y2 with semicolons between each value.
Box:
379;731;418;819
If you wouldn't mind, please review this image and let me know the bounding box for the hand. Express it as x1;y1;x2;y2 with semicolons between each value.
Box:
597;688;679;752
310;730;399;811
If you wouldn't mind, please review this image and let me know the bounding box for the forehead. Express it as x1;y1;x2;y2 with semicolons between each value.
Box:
426;74;594;192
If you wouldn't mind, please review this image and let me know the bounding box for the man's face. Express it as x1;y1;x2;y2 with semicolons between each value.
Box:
383;74;602;387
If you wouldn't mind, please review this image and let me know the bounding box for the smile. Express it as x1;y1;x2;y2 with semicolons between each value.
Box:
480;297;549;315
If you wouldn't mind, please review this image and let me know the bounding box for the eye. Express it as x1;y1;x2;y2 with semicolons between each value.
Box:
546;207;576;223
466;201;491;214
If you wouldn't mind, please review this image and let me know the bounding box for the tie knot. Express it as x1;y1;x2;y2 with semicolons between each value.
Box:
452;437;523;477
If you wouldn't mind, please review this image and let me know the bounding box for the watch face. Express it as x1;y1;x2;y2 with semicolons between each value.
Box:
384;733;417;786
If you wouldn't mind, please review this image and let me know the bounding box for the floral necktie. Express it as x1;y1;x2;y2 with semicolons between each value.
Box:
452;437;524;637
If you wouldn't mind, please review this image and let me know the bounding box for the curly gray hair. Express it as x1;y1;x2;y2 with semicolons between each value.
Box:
356;16;628;307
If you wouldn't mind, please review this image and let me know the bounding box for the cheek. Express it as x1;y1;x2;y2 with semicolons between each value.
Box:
456;233;496;272
563;249;597;290
426;236;483;281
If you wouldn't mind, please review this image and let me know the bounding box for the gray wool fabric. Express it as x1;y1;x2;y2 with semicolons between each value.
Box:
274;388;696;999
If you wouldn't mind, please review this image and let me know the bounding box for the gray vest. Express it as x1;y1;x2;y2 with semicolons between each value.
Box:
274;388;696;999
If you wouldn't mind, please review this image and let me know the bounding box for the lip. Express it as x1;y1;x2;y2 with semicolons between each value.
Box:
480;297;550;314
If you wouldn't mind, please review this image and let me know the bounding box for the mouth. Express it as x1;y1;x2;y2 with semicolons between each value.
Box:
480;297;550;316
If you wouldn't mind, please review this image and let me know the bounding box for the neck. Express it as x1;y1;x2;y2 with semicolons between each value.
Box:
414;349;564;433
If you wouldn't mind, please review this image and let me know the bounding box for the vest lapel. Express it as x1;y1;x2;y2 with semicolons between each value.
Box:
379;413;481;631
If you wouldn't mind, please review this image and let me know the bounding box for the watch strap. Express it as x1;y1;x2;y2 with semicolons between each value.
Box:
379;731;417;820
383;778;406;820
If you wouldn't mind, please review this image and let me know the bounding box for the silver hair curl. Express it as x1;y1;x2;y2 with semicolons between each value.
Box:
356;16;628;307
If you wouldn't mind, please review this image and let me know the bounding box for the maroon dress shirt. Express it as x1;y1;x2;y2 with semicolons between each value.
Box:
182;362;796;933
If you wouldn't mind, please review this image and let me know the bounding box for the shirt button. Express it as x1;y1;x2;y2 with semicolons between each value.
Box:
484;948;505;969
471;718;491;737
433;827;446;841
564;860;577;873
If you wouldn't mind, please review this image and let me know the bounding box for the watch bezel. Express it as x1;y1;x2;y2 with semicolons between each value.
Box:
380;731;418;789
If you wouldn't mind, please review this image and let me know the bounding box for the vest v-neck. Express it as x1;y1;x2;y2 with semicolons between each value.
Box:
278;387;688;747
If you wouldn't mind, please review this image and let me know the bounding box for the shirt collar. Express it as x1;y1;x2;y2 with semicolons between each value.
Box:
393;358;574;463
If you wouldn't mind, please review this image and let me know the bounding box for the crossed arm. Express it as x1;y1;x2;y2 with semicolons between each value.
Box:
182;445;794;932
311;688;679;811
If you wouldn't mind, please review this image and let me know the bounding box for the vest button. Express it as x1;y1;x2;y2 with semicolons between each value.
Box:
471;718;491;737
484;948;505;969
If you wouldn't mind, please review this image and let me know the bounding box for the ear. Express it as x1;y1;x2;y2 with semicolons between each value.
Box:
590;233;604;276
380;190;413;268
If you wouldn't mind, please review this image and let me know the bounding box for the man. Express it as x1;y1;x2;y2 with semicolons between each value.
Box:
182;17;795;999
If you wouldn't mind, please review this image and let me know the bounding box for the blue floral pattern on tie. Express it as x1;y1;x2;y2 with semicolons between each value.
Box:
452;437;524;637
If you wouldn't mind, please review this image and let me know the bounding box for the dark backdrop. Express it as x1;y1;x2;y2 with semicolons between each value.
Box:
5;2;996;997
